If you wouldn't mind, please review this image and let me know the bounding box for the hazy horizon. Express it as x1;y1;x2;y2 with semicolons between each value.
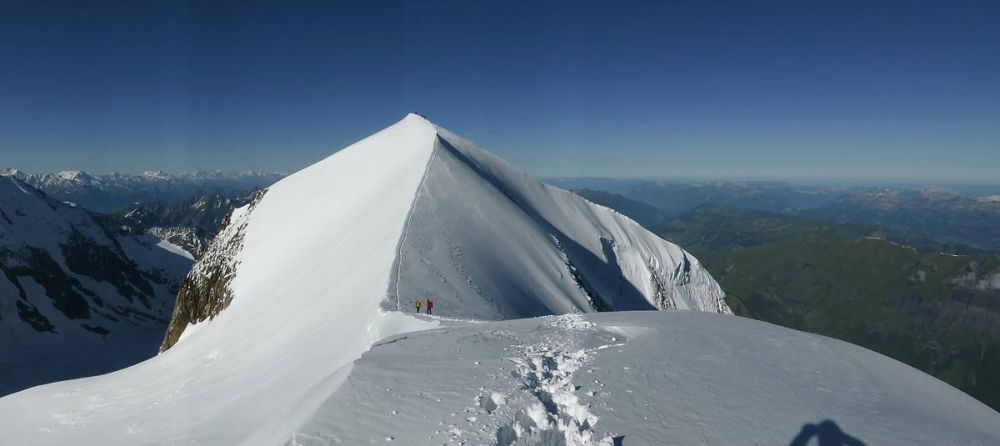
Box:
6;164;1000;190
2;1;998;182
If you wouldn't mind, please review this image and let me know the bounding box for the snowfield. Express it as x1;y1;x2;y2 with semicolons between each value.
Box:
289;312;1000;445
1;115;996;445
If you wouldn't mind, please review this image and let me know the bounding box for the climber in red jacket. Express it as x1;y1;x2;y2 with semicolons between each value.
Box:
426;299;433;315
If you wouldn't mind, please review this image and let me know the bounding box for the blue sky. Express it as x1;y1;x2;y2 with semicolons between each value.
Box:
1;0;998;181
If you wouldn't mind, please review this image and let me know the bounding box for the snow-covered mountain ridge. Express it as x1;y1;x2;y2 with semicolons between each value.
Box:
161;113;728;350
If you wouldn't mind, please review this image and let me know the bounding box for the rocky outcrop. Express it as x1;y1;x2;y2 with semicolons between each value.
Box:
160;190;266;351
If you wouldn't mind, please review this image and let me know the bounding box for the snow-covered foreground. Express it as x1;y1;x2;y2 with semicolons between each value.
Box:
291;312;1000;445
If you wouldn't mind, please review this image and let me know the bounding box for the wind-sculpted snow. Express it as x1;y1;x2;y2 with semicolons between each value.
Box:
286;312;1000;445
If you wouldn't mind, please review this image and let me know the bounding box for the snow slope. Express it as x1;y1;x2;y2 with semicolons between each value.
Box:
0;114;729;444
0;175;189;396
389;126;727;319
290;312;1000;445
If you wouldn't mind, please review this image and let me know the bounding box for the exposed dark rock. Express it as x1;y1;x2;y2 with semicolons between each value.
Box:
160;189;267;351
81;324;110;335
7;247;91;320
62;230;154;307
16;300;55;332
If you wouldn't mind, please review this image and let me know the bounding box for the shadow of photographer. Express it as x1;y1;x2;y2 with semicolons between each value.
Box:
789;420;866;446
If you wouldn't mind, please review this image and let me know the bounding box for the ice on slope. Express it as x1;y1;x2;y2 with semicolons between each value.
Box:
288;312;1000;445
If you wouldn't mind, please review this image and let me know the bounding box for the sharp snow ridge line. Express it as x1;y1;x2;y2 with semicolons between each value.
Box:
391;141;441;311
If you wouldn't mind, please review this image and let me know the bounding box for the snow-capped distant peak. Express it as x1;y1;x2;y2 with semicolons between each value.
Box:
977;194;1000;205
142;170;170;180
55;170;91;182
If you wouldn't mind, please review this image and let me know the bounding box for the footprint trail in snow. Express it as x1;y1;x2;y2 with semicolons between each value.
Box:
285;314;624;445
282;311;1000;445
498;315;618;446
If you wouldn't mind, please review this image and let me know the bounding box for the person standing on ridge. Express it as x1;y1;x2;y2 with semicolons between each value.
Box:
415;299;422;314
426;299;433;315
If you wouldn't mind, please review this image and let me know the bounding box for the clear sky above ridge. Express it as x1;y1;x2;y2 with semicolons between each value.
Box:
1;0;998;182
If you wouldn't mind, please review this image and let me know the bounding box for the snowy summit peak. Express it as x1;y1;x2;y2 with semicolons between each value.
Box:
393;112;438;134
55;170;91;182
160;114;730;349
405;111;431;122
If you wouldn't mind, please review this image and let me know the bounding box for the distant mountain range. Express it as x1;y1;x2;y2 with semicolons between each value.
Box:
0;168;284;213
805;187;1000;252
547;178;850;215
556;178;1000;251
